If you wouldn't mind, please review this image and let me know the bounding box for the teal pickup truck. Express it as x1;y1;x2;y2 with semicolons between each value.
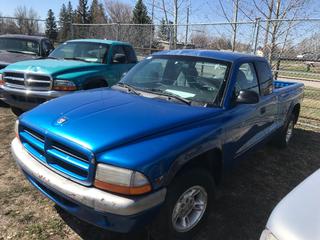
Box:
0;39;137;115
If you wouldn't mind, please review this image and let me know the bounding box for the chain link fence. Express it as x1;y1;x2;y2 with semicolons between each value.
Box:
0;16;45;36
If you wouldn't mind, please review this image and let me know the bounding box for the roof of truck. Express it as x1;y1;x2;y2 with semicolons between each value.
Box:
67;39;132;46
153;49;265;62
0;34;46;41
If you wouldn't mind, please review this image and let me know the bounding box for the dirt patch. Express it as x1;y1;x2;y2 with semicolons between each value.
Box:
0;105;320;240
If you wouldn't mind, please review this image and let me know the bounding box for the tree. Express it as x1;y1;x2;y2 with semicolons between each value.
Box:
105;0;132;23
59;4;69;41
45;9;58;43
76;0;90;24
158;18;171;41
14;6;39;34
132;0;151;24
90;0;106;23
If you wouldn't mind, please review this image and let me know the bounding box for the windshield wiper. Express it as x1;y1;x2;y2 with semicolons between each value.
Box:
143;88;192;105
116;82;141;96
64;57;88;62
6;50;37;55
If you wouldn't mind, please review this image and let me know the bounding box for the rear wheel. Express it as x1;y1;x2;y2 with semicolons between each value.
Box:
149;168;215;240
11;107;24;117
273;113;295;148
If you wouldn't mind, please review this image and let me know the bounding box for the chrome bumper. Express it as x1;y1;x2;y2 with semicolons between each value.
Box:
1;85;67;98
11;138;167;216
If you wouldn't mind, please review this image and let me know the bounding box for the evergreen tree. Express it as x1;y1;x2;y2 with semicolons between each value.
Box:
89;0;106;23
59;4;68;41
45;9;58;43
158;18;170;41
132;0;151;24
76;0;90;24
67;1;74;23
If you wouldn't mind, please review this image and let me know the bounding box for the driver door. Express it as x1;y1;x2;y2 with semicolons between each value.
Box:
224;62;263;159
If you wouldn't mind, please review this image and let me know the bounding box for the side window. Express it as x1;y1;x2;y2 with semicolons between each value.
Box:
235;63;259;95
123;45;137;63
111;45;127;64
255;61;273;96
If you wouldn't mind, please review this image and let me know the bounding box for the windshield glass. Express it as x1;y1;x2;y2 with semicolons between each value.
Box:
0;38;39;55
121;55;229;105
49;41;109;63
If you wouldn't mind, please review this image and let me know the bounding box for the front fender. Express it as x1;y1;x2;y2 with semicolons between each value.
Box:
95;120;223;190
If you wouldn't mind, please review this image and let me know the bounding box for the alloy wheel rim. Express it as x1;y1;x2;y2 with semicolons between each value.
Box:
172;185;208;233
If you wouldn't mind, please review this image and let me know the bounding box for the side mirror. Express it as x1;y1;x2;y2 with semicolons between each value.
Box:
112;53;126;64
236;90;259;104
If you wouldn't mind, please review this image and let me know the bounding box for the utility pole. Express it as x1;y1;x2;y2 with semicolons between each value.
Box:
185;0;190;45
173;0;178;49
232;0;239;52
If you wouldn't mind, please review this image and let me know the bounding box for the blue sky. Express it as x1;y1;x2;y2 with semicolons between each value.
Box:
1;0;319;23
0;0;233;22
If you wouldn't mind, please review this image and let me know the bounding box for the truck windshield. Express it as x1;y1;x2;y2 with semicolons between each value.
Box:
0;38;39;55
121;55;229;105
49;42;109;63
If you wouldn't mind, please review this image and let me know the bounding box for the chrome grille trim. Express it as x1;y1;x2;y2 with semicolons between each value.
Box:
4;71;53;90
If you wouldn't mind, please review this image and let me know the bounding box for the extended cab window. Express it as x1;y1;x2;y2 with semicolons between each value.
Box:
255;61;273;96
112;46;127;64
235;63;259;95
123;45;137;63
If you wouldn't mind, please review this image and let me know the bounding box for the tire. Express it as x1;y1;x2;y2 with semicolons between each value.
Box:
149;168;215;240
11;107;24;117
273;113;295;148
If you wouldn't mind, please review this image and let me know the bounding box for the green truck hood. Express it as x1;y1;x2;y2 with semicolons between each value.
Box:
3;59;105;77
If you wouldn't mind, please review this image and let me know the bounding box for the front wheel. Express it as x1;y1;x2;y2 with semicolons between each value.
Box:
149;168;215;240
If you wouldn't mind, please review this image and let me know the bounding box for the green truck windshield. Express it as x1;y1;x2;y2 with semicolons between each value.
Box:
50;42;109;63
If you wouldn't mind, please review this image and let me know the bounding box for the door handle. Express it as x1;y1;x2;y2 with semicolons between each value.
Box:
260;107;266;114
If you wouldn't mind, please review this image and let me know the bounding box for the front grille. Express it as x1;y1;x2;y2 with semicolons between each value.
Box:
4;71;52;90
19;125;93;185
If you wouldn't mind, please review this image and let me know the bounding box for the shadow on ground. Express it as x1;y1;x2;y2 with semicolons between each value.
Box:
54;128;320;240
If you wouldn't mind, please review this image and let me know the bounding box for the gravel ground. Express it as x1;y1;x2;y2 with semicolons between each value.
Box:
1;103;320;240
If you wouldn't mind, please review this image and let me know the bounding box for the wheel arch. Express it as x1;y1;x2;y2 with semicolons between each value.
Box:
82;77;108;90
164;147;224;187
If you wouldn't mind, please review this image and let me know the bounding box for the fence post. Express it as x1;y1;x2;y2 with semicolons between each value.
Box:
253;17;261;54
116;22;120;41
70;22;74;40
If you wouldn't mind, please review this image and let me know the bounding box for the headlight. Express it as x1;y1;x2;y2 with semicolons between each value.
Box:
94;163;152;195
14;120;19;139
260;229;279;240
53;80;77;91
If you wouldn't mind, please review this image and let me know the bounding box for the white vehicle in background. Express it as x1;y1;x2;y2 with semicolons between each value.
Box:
260;169;320;240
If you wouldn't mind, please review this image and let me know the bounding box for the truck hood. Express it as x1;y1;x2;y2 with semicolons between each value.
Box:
20;88;222;153
0;50;38;66
3;58;103;76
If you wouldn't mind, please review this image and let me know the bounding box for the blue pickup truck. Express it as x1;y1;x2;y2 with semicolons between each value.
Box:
11;50;303;239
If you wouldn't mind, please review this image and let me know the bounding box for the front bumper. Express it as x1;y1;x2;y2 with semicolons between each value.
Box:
11;138;167;232
2;85;69;110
